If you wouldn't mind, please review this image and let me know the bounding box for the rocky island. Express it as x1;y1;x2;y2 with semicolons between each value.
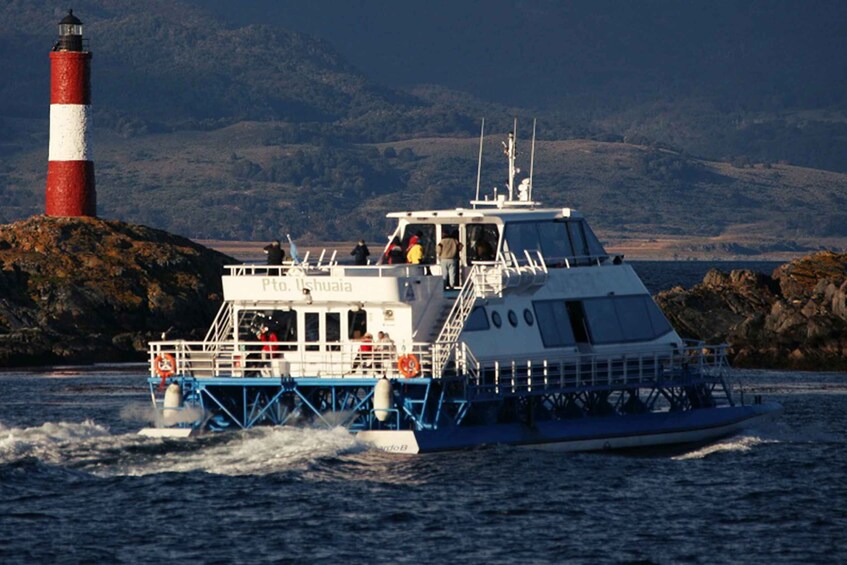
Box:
0;216;234;366
657;251;847;370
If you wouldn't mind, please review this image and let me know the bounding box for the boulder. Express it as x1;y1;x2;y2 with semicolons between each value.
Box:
0;215;236;366
656;251;847;370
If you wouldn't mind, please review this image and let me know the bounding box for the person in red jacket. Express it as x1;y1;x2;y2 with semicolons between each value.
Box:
259;326;279;360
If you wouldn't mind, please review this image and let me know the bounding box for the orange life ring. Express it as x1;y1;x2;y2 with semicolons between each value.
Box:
397;354;420;378
155;353;176;379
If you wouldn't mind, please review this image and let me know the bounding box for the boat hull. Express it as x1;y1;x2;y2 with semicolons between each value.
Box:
357;402;782;454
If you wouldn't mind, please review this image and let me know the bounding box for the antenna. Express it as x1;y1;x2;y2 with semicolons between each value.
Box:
529;118;536;202
507;118;518;201
474;118;485;206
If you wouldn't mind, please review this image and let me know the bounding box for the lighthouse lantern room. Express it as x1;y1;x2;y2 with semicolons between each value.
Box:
46;9;96;217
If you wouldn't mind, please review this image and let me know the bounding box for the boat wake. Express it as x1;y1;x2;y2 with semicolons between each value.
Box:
0;420;367;477
0;420;112;466
672;434;778;460
113;426;366;477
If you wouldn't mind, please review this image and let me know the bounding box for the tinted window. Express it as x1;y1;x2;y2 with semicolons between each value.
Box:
580;295;673;344
348;310;367;339
305;312;320;351
467;224;499;262
533;300;576;347
647;300;673;336
615;296;654;341
326;312;341;351
464;306;489;332
582;221;608;258
537;221;570;263
275;310;297;342
504;223;541;264
567;222;589;259
583;299;624;344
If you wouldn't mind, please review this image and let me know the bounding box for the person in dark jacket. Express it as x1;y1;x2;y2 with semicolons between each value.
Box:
351;240;370;265
264;240;285;265
383;237;405;264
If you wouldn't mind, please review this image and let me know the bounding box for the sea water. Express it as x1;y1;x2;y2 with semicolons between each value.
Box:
0;261;844;564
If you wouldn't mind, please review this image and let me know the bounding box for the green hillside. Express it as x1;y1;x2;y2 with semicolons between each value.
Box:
1;0;846;255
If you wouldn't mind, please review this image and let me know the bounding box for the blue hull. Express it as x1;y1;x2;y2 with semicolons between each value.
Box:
359;403;782;453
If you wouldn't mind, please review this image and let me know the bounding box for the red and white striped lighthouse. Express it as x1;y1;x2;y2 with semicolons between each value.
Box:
46;9;96;217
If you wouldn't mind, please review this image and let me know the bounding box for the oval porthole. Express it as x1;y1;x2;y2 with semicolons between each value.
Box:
491;311;502;328
508;310;518;327
523;308;534;326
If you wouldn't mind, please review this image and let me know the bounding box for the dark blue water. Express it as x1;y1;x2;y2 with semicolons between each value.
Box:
1;261;844;564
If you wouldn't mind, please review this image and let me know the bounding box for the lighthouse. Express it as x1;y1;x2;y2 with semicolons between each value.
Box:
46;10;96;217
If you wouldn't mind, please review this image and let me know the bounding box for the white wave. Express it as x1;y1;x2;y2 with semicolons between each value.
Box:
672;434;778;460
115;426;365;477
0;420;113;464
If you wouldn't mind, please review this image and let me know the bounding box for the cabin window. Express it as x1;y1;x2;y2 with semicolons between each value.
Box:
532;300;577;347
464;306;490;331
583;299;624;344
614;296;655;342
567;222;589;259
503;222;541;264
327;312;341;351
537;221;570;263
305;312;320;351
581;295;672;344
582;222;607;258
647;301;673;336
491;311;502;328
507;310;518;327
348;309;367;339
504;220;608;266
467;224;499;262
523;308;534;326
269;310;298;350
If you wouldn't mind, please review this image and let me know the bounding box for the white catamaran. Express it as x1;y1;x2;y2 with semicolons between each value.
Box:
140;122;781;453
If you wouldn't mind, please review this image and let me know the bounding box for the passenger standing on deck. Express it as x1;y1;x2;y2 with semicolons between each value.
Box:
351;240;370;265
384;237;405;264
351;332;374;373
437;230;462;288
263;240;285;265
259;326;279;360
375;331;396;374
406;235;423;264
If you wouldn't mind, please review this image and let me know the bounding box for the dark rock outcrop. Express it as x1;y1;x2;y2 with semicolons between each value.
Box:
0;216;235;367
656;251;847;370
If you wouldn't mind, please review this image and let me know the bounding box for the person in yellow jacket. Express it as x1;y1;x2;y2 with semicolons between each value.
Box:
406;235;424;264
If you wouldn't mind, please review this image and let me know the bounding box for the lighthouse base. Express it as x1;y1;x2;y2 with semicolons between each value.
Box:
46;160;96;217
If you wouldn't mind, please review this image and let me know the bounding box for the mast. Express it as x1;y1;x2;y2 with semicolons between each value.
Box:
474;118;485;206
505;126;516;201
529;118;536;202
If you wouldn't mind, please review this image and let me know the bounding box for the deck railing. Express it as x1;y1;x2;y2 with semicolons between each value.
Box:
464;341;731;398
149;338;729;395
149;339;435;380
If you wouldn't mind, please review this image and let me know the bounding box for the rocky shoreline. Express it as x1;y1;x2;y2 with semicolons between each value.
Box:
656;251;847;370
1;216;844;371
0;216;234;367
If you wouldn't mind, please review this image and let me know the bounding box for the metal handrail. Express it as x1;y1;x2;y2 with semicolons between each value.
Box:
149;336;730;397
463;343;731;396
149;338;435;379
